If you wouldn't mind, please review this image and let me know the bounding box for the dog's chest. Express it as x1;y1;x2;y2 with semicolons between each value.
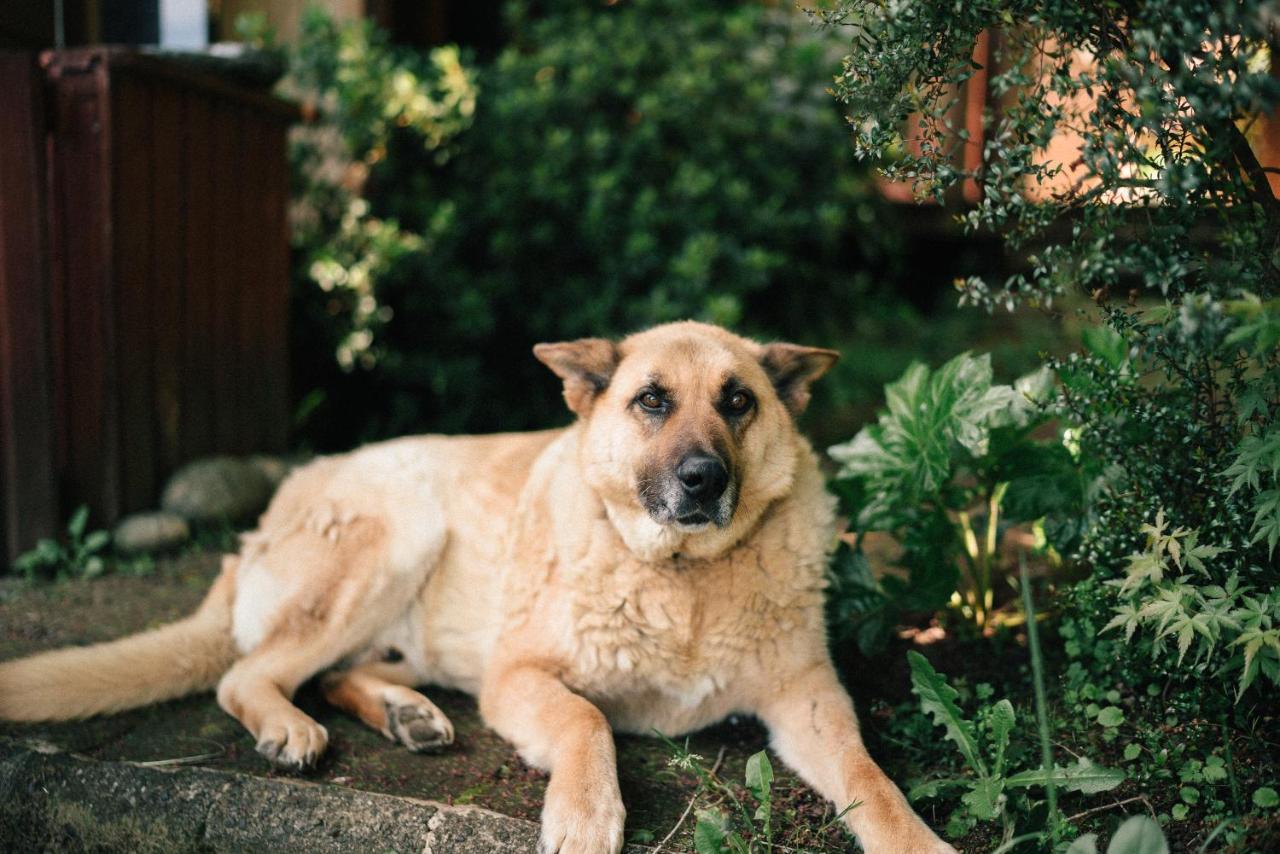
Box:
563;546;824;711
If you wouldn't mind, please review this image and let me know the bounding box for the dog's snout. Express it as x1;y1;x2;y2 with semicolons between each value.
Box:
676;454;728;501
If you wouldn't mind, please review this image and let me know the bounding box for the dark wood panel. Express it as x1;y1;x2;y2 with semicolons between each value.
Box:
2;48;297;569
0;52;58;565
111;74;156;513
149;79;185;480
210;98;242;453
261;123;290;450
239;109;269;453
179;90;216;461
46;55;121;526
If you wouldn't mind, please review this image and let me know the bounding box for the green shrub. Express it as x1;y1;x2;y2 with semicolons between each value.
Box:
285;0;891;448
827;351;1080;647
825;0;1280;691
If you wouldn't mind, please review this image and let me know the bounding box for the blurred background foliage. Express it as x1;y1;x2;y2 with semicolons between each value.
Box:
281;0;1066;451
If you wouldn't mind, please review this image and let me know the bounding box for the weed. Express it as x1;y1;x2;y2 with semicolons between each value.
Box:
13;506;110;582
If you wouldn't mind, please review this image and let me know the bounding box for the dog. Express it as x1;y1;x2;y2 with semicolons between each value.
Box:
0;322;953;853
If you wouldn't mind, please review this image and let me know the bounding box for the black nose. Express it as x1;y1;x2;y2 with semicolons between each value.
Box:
676;454;729;501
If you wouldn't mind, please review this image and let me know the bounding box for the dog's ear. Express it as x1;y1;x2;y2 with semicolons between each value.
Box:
533;338;620;416
760;342;839;415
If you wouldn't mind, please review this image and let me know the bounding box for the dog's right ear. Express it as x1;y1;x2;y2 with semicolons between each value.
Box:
533;338;619;416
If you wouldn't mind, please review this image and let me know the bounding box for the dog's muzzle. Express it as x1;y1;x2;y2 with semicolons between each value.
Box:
643;453;736;529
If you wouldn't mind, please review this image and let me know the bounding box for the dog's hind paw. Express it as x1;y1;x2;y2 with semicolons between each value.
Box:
385;695;454;752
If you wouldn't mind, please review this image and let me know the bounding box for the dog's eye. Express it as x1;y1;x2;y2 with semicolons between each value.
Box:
726;390;754;414
638;391;664;411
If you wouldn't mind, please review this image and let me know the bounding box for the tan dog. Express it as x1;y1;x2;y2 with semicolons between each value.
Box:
0;322;952;853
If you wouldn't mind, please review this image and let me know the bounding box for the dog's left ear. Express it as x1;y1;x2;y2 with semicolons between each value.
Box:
533;338;620;416
760;343;840;415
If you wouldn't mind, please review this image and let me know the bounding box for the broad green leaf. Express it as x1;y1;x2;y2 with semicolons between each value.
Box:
962;776;1004;820
1096;706;1124;727
1005;758;1124;794
1065;834;1100;854
1105;815;1168;854
1255;787;1280;809
745;750;773;825
693;809;728;854
1081;324;1127;368
907;651;986;776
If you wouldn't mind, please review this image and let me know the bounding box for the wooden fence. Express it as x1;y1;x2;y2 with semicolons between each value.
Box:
0;48;295;566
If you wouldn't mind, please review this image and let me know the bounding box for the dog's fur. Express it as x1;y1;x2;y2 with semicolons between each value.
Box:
0;322;951;853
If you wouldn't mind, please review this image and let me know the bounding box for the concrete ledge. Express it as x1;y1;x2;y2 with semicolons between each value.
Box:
0;738;541;853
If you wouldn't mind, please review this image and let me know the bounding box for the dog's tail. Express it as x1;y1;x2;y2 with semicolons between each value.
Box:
0;557;240;721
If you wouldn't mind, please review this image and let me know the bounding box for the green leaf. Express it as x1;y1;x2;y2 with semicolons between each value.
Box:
82;530;112;554
1005;758;1124;794
67;505;90;540
1081;324;1127;369
745;750;773;827
829;352;1018;503
1065;834;1099;854
907;777;965;802
1255;787;1280;809
693;809;728;854
962;776;1004;820
989;698;1015;778
82;556;106;579
907;651;986;777
1123;743;1141;761
1096;706;1125;727
1105;815;1169;854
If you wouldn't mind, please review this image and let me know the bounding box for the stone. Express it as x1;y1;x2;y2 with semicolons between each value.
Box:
112;511;190;555
161;457;275;523
0;741;553;853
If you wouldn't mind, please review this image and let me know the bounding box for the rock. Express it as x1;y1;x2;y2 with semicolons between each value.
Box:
112;512;190;555
161;457;275;523
0;742;550;853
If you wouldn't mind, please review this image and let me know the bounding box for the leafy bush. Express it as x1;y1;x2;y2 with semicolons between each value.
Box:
825;0;1280;691
1102;509;1280;700
285;0;890;448
827;351;1079;646
823;1;1280;846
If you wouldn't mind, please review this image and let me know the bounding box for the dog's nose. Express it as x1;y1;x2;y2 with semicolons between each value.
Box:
676;454;729;501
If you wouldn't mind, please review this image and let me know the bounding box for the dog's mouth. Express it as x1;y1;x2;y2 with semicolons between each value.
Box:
639;475;737;531
674;511;712;529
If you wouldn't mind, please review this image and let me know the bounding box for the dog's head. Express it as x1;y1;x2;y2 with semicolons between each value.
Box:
534;322;836;559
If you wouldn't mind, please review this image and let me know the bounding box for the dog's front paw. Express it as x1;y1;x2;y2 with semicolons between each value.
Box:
255;715;328;771
538;769;625;854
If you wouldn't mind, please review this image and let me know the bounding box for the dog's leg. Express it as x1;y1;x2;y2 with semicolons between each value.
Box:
320;663;454;751
480;664;625;854
756;660;956;854
216;638;336;770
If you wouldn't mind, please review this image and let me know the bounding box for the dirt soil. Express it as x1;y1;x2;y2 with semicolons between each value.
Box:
0;551;866;851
